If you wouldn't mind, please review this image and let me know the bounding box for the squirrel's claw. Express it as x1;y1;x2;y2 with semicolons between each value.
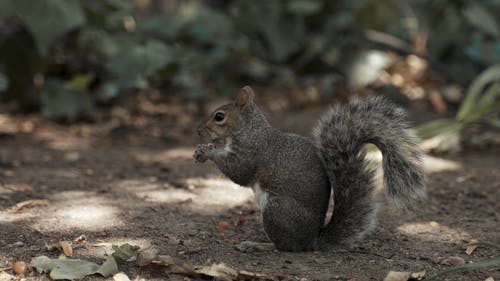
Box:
193;144;214;163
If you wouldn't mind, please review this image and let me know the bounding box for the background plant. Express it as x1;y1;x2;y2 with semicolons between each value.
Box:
0;0;499;121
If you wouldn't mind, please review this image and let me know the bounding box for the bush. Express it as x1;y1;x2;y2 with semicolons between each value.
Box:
0;0;499;119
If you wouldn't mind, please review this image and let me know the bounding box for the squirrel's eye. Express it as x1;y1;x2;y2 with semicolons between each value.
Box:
213;112;225;122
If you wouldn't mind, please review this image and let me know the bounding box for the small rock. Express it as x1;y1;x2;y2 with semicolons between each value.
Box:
10;241;24;247
187;229;199;236
440;256;465;266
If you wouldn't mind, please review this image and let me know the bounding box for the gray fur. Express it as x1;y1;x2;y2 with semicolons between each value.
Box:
195;95;426;252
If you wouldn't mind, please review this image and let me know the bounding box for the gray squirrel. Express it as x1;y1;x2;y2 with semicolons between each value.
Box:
194;86;426;252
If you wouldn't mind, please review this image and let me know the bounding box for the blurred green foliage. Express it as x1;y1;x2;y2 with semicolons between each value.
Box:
417;63;500;141
0;0;499;120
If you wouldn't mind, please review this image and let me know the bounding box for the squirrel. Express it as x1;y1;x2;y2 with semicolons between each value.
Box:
194;86;426;252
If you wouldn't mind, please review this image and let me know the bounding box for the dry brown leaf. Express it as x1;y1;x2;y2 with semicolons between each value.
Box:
465;240;479;255
383;271;410;281
238;270;274;280
235;216;246;226
59;241;73;257
45;242;61;252
113;272;131;281
440;256;466;266
151;254;273;280
8;199;49;212
45;241;73;256
484;277;494;281
194;263;238;281
465;244;478;255
137;248;160;267
153;255;195;275
216;221;230;231
410;271;426;280
0;271;16;281
11;261;27;275
74;234;87;243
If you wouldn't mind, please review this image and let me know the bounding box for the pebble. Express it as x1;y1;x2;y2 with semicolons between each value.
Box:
10;241;24;247
187;229;199;236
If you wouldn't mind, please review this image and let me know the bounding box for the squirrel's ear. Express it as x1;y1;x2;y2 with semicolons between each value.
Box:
235;86;254;108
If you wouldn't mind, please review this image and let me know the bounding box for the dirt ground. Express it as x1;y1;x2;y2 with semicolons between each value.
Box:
0;101;499;281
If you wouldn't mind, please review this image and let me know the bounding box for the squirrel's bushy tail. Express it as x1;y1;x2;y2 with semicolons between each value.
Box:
313;97;426;250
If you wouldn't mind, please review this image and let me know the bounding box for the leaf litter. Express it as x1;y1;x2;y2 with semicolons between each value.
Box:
46;241;74;257
31;243;274;280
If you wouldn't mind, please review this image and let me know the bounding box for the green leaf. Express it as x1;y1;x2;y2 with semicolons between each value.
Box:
477;82;500;109
427;256;500;281
7;0;86;55
31;255;119;280
287;0;323;16
111;243;140;261
95;257;119;277
0;72;9;92
414;118;460;139
458;63;500;121
463;3;500;37
0;1;14;21
41;79;93;120
106;39;175;88
65;74;94;91
138;18;181;40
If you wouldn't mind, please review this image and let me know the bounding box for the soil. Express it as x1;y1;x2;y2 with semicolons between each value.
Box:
0;102;499;281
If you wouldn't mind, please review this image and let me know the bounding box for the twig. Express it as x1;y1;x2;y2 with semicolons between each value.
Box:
183;247;208;255
350;250;394;259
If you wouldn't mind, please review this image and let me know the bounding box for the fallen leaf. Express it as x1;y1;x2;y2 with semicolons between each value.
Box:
484;277;494;281
45;241;74;257
8;199;49;212
9;241;24;247
96;256;119;277
12;261;27;275
113;272;131;281
465;244;478;255
235;216;246;226
45;242;60;252
0;271;15;281
410;271;426;280
440;256;466;266
137;248;160;267
428;256;500;280
217;221;230;231
112;244;140;261
383;271;410;281
465;240;479;255
195;263;238;281
59;241;73;257
238;270;274;280
74;235;87;243
153;255;195;275
31;255;119;280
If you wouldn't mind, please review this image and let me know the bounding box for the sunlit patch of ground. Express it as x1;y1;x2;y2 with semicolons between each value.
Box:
112;178;254;213
365;149;462;174
132;147;194;163
397;221;472;242
30;191;123;232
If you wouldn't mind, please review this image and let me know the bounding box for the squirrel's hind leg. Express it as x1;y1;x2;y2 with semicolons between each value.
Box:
262;197;321;252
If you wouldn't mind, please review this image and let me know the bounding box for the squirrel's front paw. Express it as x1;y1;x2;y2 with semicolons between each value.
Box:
193;144;214;163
